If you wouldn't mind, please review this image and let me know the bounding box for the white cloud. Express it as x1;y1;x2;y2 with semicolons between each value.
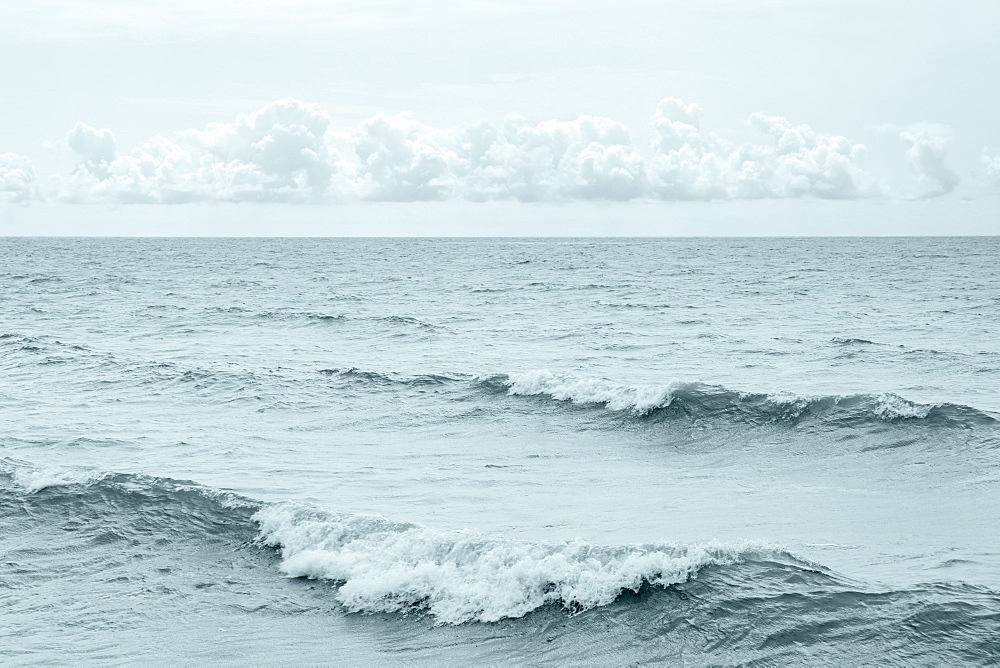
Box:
452;115;644;202
352;113;455;201
898;123;959;198
63;99;341;203
67;122;117;180
983;151;1000;185
744;114;869;199
569;141;647;201
647;97;870;200
0;153;36;203
185;98;337;198
345;112;646;202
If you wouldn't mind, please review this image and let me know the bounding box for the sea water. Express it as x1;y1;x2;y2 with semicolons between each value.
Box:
2;237;999;664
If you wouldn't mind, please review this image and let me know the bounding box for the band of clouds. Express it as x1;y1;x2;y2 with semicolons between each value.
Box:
0;97;984;205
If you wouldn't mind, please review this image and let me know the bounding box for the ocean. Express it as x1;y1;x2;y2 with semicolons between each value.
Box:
2;236;999;664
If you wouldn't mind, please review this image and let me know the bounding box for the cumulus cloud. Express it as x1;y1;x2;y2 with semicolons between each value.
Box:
647;97;870;200
344;112;647;202
352;113;455;201
63;99;341;203
0;153;36;203
451;115;645;201
25;98;976;205
983;151;1000;185
67;122;117;180
569;140;647;200
898;123;959;197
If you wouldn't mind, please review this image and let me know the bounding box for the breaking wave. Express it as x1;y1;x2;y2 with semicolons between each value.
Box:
254;504;782;624
310;364;998;429
0;462;793;624
475;370;998;429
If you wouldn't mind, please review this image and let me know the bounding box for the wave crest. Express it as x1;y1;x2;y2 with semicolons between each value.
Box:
9;465;107;494
319;367;460;386
497;369;679;414
475;370;996;428
254;503;780;624
0;460;258;514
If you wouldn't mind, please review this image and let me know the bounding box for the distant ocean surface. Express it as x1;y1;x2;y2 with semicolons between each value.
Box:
3;237;999;664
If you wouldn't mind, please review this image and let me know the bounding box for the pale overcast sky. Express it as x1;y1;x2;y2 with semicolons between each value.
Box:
1;0;998;234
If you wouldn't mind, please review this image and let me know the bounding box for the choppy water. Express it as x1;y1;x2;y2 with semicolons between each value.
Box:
3;236;999;664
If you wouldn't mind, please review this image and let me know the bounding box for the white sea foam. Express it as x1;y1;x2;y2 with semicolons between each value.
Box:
502;370;680;414
10;465;106;494
254;503;769;624
873;393;934;420
496;370;954;424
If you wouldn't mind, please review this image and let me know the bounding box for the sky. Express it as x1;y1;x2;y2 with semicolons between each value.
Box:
1;0;998;235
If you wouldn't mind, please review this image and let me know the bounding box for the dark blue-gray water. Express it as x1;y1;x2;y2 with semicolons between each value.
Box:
3;237;999;664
